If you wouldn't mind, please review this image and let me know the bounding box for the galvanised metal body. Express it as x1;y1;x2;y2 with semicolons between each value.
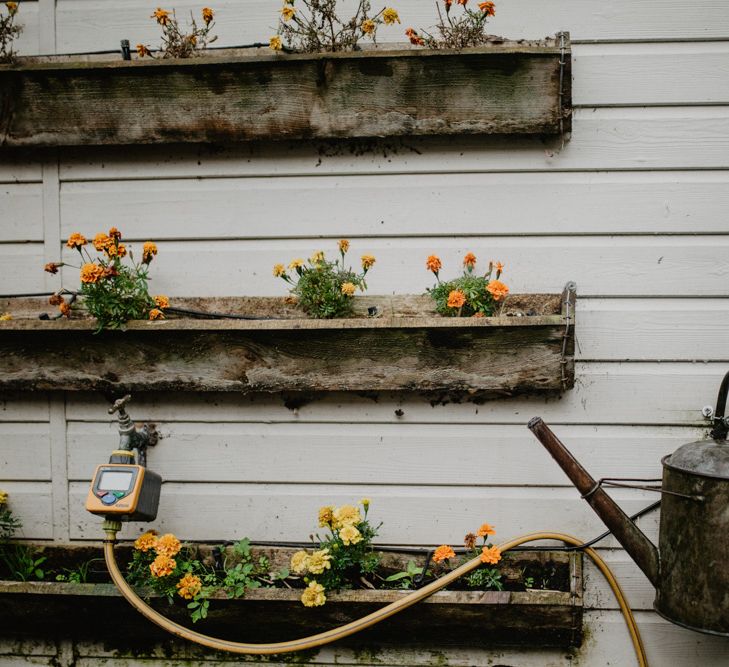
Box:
528;371;729;637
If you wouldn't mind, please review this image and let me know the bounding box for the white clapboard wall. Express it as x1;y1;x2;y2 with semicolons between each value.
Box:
2;1;729;665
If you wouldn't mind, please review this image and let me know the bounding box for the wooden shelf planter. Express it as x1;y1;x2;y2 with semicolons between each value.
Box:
0;547;583;649
0;36;571;148
0;285;576;400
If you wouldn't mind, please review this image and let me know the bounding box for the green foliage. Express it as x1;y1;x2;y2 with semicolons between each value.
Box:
81;262;155;332
426;253;508;317
55;559;101;584
0;508;21;541
274;241;375;318
220;538;263;599
1;544;46;581
415;0;496;50
384;559;422;590
0;2;22;64
463;566;503;591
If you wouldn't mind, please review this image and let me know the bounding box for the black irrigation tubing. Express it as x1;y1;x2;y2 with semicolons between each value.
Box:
54;42;294;58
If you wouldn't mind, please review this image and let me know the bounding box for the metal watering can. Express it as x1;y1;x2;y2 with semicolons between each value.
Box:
528;371;729;637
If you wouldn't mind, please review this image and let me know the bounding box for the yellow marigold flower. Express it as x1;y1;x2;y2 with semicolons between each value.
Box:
154;295;169;309
338;239;350;253
288;258;305;270
66;232;87;249
307;549;332;575
281;5;295;21
273;263;286;277
463;252;477;269
361;254;376;271
382;8;400;24
433;545;456;563
447;290;466;309
80;263;105;284
155;533;181;557
270;35;283;51
108;227;122;240
476;522;496;537
152;8;170;25
361;19;375;34
318;505;334;528
486;279;509;302
479;1;496;16
360;498;370;509
426;255;442;273
137;43;151;57
149;308;165;320
464;532;477;550
339;524;362;546
290;550;310;575
341;282;356;297
301;581;326;607
333;504;361;529
150;554;176;577
0;313;11;321
480;546;502;565
176;573;202;599
202;7;214;24
106;243;127;258
0;490;7;504
310;250;325;264
59;302;71;318
142;242;158;264
5;2;18;15
134;531;159;552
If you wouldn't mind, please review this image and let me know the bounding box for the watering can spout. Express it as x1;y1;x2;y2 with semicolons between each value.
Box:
528;417;660;587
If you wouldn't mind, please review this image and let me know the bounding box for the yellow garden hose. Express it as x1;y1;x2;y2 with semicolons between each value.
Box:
103;523;647;665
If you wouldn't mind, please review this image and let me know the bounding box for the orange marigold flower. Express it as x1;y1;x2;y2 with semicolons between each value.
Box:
338;239;350;253
494;261;504;274
447;290;466;309
156;533;181;557
93;233;112;252
48;294;63;306
486;279;509;302
134;530;158;552
433;545;456;563
477;523;496;537
405;28;424;46
108;227;122;240
150;554;176;577
479;1;496;16
464;532;477;550
463;252;477;269
458;0;468;5
136;43;151;57
154;295;169;309
80;263;105;284
426;255;442;273
473;312;485;318
361;254;376;271
151;8;170;25
176;573;202;599
59;302;71;317
44;262;60;274
66;233;87;250
149;308;165;320
480;546;502;565
444;0;452;6
202;7;214;24
142;242;158;264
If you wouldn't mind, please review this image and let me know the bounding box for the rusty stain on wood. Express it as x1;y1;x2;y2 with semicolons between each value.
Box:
0;292;576;398
0;39;571;148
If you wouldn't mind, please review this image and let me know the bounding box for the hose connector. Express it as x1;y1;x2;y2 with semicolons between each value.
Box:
103;518;122;543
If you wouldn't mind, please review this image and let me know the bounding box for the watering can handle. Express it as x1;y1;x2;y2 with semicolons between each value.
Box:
709;370;729;440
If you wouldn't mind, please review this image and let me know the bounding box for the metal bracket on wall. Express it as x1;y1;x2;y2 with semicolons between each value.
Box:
560;281;577;391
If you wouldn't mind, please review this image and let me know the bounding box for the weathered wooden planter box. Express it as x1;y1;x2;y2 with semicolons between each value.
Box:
0;547;583;649
0;37;571;148
0;287;575;400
